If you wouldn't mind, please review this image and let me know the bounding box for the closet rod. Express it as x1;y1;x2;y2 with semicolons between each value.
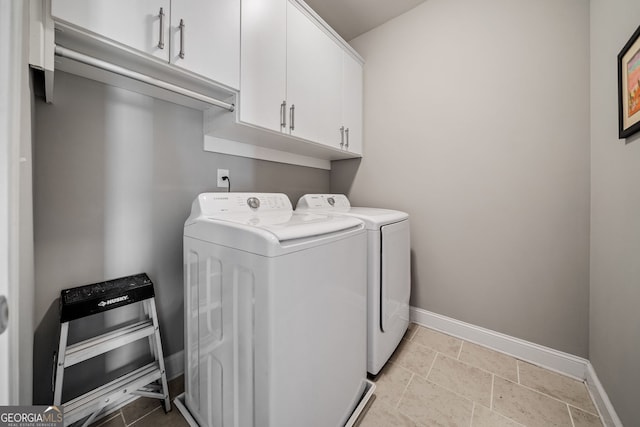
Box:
54;45;235;112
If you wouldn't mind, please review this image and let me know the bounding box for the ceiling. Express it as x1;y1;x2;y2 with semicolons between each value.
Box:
304;0;427;41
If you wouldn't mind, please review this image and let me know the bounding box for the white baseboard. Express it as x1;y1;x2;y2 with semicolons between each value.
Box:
164;350;184;381
409;306;588;380
409;306;622;427
585;363;624;427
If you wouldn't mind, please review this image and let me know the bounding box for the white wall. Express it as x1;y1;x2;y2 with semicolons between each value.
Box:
32;71;329;402
332;0;591;356
590;0;640;424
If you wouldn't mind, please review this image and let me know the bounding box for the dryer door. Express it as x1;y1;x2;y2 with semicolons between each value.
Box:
380;220;411;332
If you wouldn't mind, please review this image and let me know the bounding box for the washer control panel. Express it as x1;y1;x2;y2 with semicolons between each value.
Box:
196;193;292;215
247;197;260;209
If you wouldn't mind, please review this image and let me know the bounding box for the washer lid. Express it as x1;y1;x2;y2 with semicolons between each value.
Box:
335;207;408;229
296;194;408;229
203;211;363;241
184;193;365;256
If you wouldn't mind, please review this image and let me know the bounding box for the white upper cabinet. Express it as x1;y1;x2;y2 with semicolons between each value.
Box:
209;0;365;167
50;0;364;168
238;0;357;151
51;0;171;62
50;0;239;89
286;2;343;146
170;0;239;89
239;0;287;132
342;52;363;155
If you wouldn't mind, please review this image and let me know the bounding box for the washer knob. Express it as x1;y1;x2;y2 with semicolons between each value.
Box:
327;197;335;206
247;197;260;209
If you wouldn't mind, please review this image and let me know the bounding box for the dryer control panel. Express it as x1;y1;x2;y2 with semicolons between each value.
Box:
296;194;351;211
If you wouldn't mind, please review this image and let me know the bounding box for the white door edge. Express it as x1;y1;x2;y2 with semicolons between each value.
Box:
0;0;26;405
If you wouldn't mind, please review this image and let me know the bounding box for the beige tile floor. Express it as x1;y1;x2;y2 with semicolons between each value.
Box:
357;323;603;427
88;376;188;427
89;324;604;427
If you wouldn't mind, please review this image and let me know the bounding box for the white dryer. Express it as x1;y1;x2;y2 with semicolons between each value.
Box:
296;194;410;375
183;193;369;427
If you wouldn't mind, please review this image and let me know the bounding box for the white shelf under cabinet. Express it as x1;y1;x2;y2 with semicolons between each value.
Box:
204;108;361;170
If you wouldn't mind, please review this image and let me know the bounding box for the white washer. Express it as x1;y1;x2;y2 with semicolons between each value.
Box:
183;193;368;427
296;194;410;375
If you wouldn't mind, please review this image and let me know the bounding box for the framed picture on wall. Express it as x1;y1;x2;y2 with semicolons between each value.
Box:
618;23;640;139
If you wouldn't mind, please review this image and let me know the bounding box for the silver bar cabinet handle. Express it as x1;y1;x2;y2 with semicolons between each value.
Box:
179;19;185;59
280;101;286;129
345;128;350;149
289;104;295;131
158;8;165;49
340;126;345;148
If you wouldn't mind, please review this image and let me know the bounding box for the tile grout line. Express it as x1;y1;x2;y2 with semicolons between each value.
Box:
420;378;478;416
92;411;123;427
494;409;528;427
518;363;601;417
490;374;494;411
417;363;503;423
420;326;520;384
457;341;464;360
432;349;515;386
401;411;425;427
469;402;475;427
423;352;495;410
568;403;577;427
488;394;524;427
401;336;431;354
411;325;421;342
414;325;466;358
126;405;162;427
567;403;602;419
395;372;415;410
387;360;417;378
500;376;600;417
408;324;418;341
516;360;520;384
399;349;478;409
425;352;438;379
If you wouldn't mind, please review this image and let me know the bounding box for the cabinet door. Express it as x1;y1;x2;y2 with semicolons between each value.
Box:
171;0;240;89
342;52;363;155
239;0;287;132
286;2;343;146
51;0;170;62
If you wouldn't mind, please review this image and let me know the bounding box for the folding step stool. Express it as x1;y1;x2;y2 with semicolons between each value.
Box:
54;273;171;426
